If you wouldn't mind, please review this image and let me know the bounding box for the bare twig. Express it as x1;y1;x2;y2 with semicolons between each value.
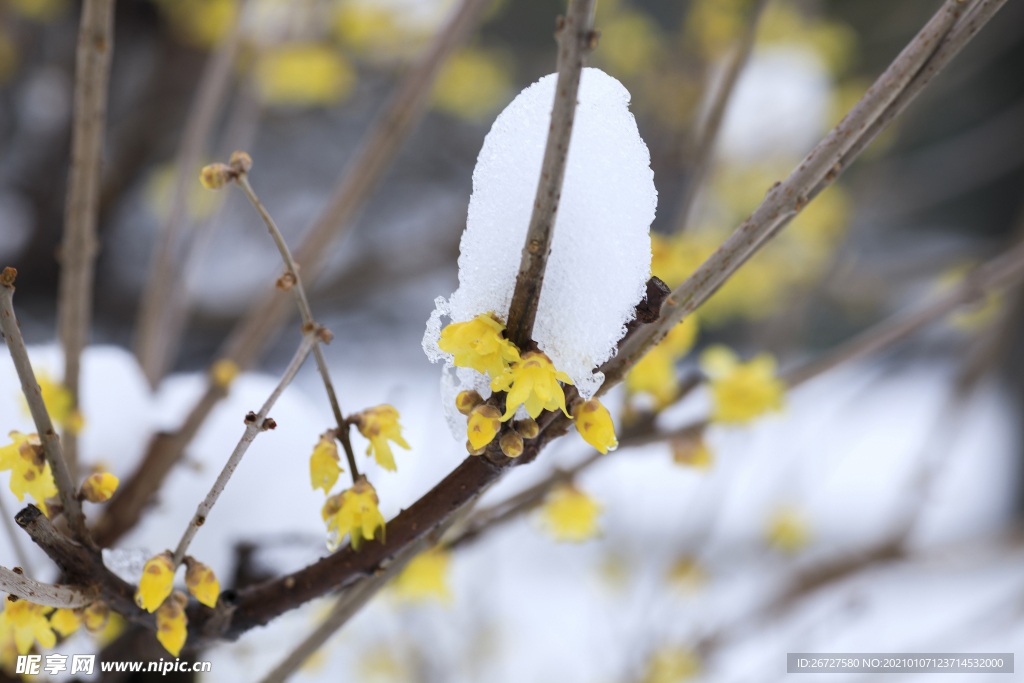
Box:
673;0;769;235
57;0;116;478
0;564;97;608
504;0;598;348
234;172;359;478
602;0;1006;392
1;269;90;545
171;332;316;566
134;7;245;387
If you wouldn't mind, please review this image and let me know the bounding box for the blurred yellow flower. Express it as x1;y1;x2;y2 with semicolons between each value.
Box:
49;607;83;637
596;9;663;77
671;435;713;470
766;505;810;553
938;262;1003;332
93;611;125;646
335;0;425;60
82;600;109;632
700;346;784;424
538;484;601;543
135;551;176;613
492;351;573;421
666;556;707;593
155;592;188;656
145;162;223;223
433;47;512;121
392;548;452;603
572;399;618;454
209;358;240;388
759;1;859;77
358;645;410;681
684;0;750;59
439;313;521;384
626;316;699;408
310;431;342;493
322;477;386;551
641;647;700;683
256;44;356;107
184;557;220;608
153;0;238;49
0;598;55;655
355;405;410;471
0;431;58;517
7;0;68;22
80;472;119;503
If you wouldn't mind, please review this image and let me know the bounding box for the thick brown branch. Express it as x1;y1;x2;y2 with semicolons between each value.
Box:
57;0;116;477
1;271;90;544
0;564;97;609
504;0;598;348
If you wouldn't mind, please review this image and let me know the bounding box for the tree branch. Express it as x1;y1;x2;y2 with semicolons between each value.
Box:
57;0;116;478
0;564;97;609
504;0;598;348
171;332;316;566
1;269;91;545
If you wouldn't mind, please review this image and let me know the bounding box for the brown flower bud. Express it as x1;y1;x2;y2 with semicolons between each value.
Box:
466;439;486;456
455;390;484;415
499;431;524;458
199;163;231;190
276;271;297;291
229;150;253;174
513;418;539;439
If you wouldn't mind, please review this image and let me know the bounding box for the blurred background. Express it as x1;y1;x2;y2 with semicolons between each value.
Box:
0;0;1023;680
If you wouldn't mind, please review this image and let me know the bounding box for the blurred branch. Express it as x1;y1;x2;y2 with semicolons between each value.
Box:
601;0;1009;393
234;171;359;478
0;563;97;609
171;331;315;566
672;0;769;235
57;0;116;478
1;269;91;545
134;6;245;387
95;0;493;550
505;0;598;347
0;494;33;578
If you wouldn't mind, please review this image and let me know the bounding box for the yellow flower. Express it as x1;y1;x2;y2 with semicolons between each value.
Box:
310;431;342;493
355;405;410;472
641;647;700;683
0;598;55;655
596;8;663;77
392;548;451;603
322;478;386;551
209;358;240;388
24;373;83;434
82;601;109;632
184;557;220;608
433;47;512;121
153;0;237;49
155;592;188;657
135;551;176;613
937;262;1003;331
438;313;521;383
0;431;58;516
334;1;411;59
671;436;713;470
48;607;82;637
538;484;601;543
626;317;699;408
572;399;618;454
256;44;355;106
700;346;785;424
80;472;119;503
766;505;810;553
466;404;501;451
492;351;572;421
666;557;707;594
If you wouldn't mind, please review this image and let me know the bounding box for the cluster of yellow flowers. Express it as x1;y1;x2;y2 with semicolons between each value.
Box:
0;596;121;672
700;346;785;424
0;432;57;516
322;476;386;552
391;547;452;603
134;552;220;655
439;313;619;457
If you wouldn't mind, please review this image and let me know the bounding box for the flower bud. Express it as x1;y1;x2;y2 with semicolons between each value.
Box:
184;557;220;608
455;390;484;415
83;601;109;632
466;439;486;456
209;358;240;389
499;431;524;458
229;150;253;174
199;163;232;190
467;405;501;450
80;472;119;503
513;418;539;439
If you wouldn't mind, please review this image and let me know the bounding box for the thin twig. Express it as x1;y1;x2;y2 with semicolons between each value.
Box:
0;495;33;578
504;0;598;348
234;173;359;478
134;6;246;387
0;564;97;608
672;0;769;235
1;269;91;545
602;0;1005;393
171;332;316;566
57;0;116;478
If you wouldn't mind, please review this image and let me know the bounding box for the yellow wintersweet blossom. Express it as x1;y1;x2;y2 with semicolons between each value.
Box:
492;351;573;421
538;484;602;543
684;0;749;59
82;601;109;632
572;399;618;454
310;431;342;494
145;161;223;222
155;592;188;657
334;1;417;59
433;47;512;121
392;548;452;603
466;405;501;451
671;435;713;470
700;346;785;424
94;611;125;646
322;477;386;551
626;316;699;407
209;358;240;388
49;607;82;637
256;44;356;107
80;472;119;503
22;373;83;434
7;0;68;22
152;0;237;49
0;598;56;655
184;557;220;608
0;432;58;516
135;551;176;613
438;313;521;383
355;405;410;471
641;647;700;683
766;505;811;553
758;1;859;77
596;8;663;77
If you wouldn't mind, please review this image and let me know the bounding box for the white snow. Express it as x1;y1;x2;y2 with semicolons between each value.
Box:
424;67;656;400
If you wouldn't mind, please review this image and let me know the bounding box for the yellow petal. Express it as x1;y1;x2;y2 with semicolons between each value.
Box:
155;592;188;657
184;558;220;608
135;552;176;613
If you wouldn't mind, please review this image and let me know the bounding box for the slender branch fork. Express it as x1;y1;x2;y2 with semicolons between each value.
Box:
57;0;116;478
171;332;317;566
505;0;597;348
234;173;360;480
1;269;91;544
